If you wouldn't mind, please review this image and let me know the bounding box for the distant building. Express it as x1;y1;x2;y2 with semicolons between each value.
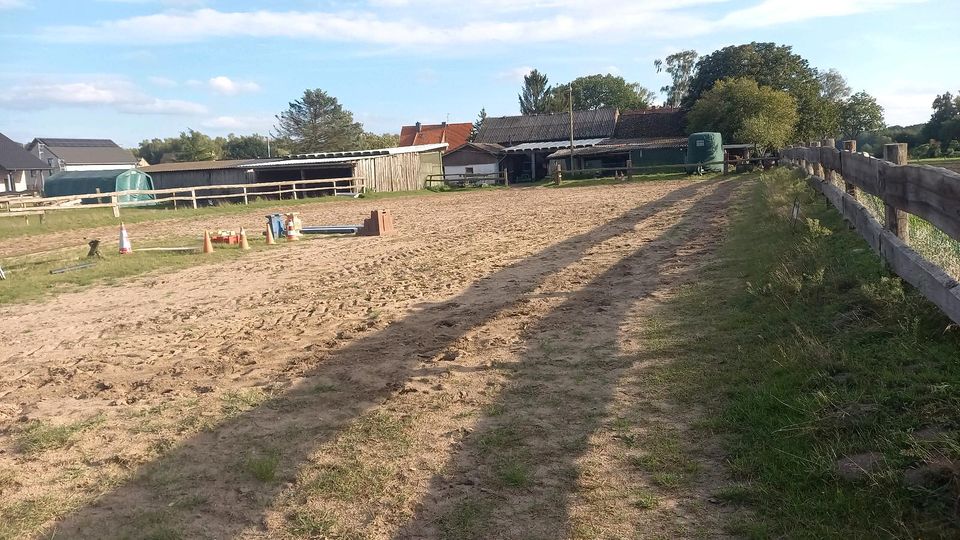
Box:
0;133;51;193
26;138;138;173
399;122;472;153
443;142;505;178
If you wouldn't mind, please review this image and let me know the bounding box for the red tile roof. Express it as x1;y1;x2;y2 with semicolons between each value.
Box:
399;122;472;151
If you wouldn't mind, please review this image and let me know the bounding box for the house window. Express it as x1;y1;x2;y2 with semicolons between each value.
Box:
465;167;474;174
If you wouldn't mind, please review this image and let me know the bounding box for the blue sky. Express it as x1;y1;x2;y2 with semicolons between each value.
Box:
0;0;955;147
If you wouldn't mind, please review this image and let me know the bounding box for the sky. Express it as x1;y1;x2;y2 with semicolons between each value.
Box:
0;0;956;148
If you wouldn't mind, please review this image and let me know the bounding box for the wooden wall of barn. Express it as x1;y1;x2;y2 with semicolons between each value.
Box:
355;151;443;192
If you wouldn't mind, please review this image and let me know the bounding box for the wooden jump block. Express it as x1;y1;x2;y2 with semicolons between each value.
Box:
360;209;395;237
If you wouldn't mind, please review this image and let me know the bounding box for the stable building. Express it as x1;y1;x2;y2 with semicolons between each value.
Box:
442;142;504;177
474;109;618;181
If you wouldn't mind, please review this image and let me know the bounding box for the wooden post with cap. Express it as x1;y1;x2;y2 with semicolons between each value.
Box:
842;140;858;200
883;143;909;241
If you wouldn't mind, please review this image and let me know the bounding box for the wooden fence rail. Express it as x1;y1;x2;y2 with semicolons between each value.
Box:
0;177;365;217
782;142;960;324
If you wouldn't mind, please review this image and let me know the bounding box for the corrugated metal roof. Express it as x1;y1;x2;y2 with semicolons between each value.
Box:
476;109;618;145
0;133;50;170
142;159;269;173
547;137;687;159
613;109;685;139
502;139;607;153
290;143;447;160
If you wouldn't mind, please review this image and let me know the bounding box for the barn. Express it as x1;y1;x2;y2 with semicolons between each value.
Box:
143;159;265;193
442;143;504;177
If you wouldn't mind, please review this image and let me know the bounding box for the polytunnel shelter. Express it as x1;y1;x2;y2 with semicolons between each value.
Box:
44;169;155;204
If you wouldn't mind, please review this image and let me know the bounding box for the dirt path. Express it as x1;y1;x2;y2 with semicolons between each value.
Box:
0;178;743;539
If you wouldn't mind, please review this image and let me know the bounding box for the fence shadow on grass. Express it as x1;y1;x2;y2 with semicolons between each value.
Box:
392;180;737;539
47;178;730;539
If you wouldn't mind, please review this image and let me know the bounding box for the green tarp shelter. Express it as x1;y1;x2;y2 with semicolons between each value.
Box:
44;169;155;204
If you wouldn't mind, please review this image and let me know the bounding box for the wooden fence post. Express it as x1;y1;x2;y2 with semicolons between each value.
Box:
842;140;858;200
883;143;909;241
503;170;509;187
191;189;198;209
809;141;822;178
111;195;120;218
243;186;249;205
626;159;633;181
821;138;836;184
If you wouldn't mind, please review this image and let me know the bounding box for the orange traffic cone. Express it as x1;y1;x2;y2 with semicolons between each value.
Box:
239;227;251;250
202;231;214;254
265;223;276;245
119;222;132;254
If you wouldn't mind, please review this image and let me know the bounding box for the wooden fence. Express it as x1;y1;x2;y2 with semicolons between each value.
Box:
0;177;365;218
782;140;960;325
426;171;509;187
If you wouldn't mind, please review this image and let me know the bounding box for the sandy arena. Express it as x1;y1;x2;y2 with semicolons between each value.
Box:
0;178;741;539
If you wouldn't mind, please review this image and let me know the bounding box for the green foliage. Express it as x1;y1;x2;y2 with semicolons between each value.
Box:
687;77;797;150
222;134;270;159
274;88;364;153
359;132;399;150
469;107;487;142
683;42;828;141
518;69;551;115
174;129;222;161
548;74;654;112
817;68;852;102
655;50;698;107
839;91;885;140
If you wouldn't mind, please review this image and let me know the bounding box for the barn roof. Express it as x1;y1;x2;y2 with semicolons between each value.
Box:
29;137;137;165
446;142;505;156
399;122;472;149
142;159;269;173
0;133;50;170
613;108;685;139
475;109;618;145
251;143;447;168
547;137;687;159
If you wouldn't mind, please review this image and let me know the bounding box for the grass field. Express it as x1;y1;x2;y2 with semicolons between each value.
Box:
643;168;960;537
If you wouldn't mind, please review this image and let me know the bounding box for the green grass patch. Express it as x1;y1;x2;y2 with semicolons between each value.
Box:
0;497;68;540
243;450;281;483
286;509;337;537
303;458;390;502
17;416;103;454
643;168;960;536
220;388;268;416
437;498;493;540
0;237;257;305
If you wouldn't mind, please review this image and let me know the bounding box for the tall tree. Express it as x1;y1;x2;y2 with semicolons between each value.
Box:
818;68;852;102
839;92;885;139
518;69;552;115
548;74;653;112
687;77;798;152
469;107;487;142
655;50;698;107
274;89;364;153
921;91;960;142
683;42;827;141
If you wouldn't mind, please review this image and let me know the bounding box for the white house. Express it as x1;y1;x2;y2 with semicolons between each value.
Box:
0;133;51;193
442;142;504;177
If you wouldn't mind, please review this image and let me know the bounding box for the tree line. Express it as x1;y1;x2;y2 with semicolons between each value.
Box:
134;89;399;165
514;43;886;152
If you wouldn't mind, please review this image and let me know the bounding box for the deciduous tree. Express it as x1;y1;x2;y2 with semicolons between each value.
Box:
655;50;698;107
548;74;653;112
839;92;885;139
687;77;798;151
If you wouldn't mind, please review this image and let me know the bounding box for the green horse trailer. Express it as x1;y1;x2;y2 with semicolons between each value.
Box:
44;169;155;204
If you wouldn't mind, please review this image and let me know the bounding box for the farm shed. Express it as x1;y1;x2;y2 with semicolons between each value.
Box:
143;159;265;193
443;143;505;177
547;137;687;171
44;169;154;204
249;143;446;193
26;138;137;173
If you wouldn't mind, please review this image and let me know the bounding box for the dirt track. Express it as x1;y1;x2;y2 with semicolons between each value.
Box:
0;178;741;539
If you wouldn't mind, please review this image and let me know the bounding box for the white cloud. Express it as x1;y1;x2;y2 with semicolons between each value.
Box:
208;76;260;96
873;84;937;127
0;78;207;116
0;0;26;9
40;1;925;46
